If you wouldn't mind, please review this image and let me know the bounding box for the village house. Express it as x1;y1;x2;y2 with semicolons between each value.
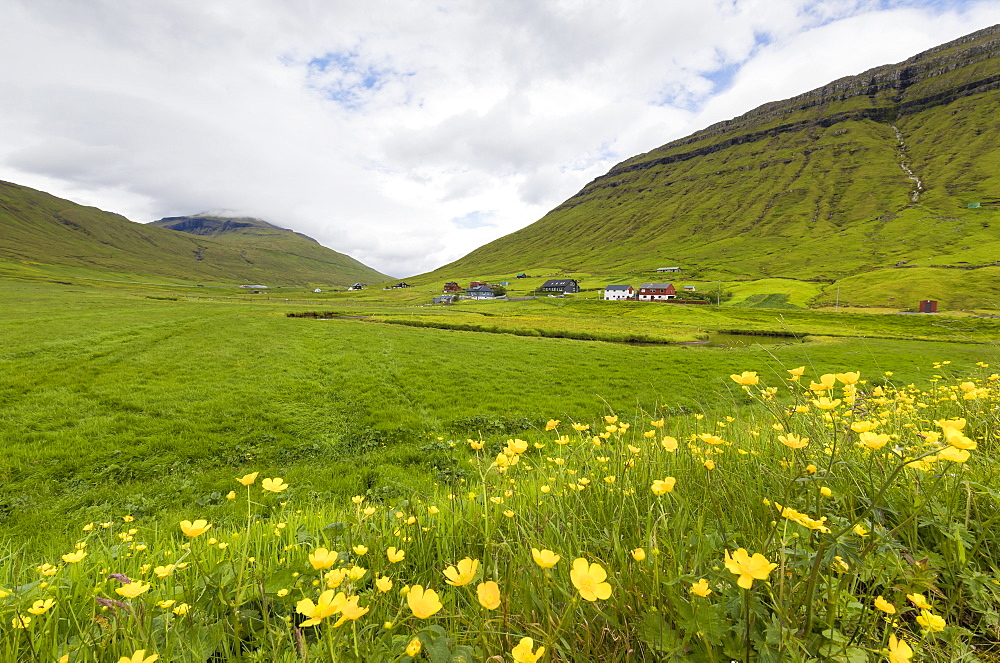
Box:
638;283;676;301
603;285;634;300
683;285;696;292
539;279;580;294
656;267;682;273
469;281;488;288
443;282;462;292
466;285;495;299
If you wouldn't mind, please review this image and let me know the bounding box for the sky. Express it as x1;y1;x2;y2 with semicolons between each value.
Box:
1;1;999;277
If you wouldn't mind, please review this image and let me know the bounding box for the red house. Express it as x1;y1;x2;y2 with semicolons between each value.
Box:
638;283;676;301
443;282;462;292
470;281;488;288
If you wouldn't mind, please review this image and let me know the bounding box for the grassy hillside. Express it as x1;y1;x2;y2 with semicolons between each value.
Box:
0;181;390;286
428;25;1000;290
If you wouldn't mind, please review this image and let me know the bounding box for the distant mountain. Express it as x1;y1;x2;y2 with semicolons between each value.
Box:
435;25;1000;282
0;181;390;285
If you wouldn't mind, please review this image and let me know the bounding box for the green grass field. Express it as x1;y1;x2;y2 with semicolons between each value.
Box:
2;278;1000;661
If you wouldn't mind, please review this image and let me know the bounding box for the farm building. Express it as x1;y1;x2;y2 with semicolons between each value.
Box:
348;283;364;290
539;279;580;294
470;281;488;288
432;294;457;304
656;267;681;273
638;283;676;301
604;285;634;300
443;282;462;292
683;285;696;292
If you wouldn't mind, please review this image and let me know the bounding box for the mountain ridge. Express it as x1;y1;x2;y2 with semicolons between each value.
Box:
0;180;390;285
431;24;1000;285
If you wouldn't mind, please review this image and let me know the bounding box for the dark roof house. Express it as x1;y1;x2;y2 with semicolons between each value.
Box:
539;279;580;294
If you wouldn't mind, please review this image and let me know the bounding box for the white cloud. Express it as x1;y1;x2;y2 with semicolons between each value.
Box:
0;0;997;276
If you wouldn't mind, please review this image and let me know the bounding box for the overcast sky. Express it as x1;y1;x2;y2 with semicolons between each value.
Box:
1;1;998;277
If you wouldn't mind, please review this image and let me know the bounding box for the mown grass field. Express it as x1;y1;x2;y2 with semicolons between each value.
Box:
2;278;1000;661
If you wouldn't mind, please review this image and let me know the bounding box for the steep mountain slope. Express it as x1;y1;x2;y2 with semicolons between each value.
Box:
436;25;1000;281
0;182;390;285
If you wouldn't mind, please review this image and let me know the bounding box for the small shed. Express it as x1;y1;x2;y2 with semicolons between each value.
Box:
919;300;938;313
656;267;681;273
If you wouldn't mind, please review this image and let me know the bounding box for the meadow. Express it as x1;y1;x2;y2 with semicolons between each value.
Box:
2;278;1000;661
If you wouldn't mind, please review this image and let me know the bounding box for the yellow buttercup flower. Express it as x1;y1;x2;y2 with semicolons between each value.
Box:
406;638;422;657
27;598;55;615
631;548;646;561
887;634;913;663
153;564;177;578
778;433;809;449
38;563;58;576
11;615;30;629
730;371;759;386
850;420;877;433
332;595;369;627
296;590;346;627
820;487;833;498
907;593;933;609
179;519;212;538
874;596;896;614
835;372;860;385
812;397;841;410
353;544;368;555
375;576;392;593
309;547;339;570
236;472;259;486
938;446;970;463
859;432;890;450
406;585;443;619
225;491;236;500
604;415;618;424
62;550;87;563
690;578;713;597
511;637;546;663
570;557;612;601
443;558;479;586
531;548;560;568
545;419;560;430
477;581;501;609
118;650;159;663
651;477;676;495
261;477;289;493
704;460;716;470
724;549;777;589
916;609;945;632
115;582;152;599
386;547;405;563
661;436;678;451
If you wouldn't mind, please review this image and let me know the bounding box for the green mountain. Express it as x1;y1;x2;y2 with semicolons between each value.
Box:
0;181;390;285
434;25;1000;288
